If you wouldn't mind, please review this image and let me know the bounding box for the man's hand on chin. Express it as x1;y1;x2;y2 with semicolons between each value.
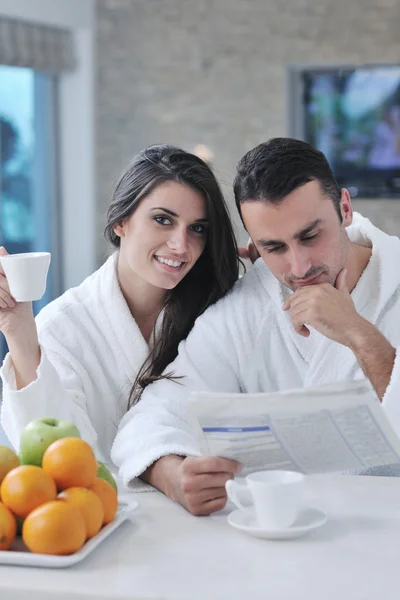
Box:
282;268;364;345
142;455;242;516
282;267;396;401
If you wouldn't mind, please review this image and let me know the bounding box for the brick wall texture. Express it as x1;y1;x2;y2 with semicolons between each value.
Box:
96;0;400;261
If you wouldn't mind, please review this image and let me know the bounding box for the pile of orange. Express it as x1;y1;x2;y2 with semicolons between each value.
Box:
0;438;118;555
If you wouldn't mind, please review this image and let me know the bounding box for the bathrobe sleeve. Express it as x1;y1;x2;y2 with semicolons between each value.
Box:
0;326;99;451
373;297;400;436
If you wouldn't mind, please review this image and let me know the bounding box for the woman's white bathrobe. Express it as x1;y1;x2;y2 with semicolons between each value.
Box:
0;253;150;464
112;213;400;485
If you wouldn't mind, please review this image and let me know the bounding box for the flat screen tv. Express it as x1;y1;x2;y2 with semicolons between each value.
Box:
289;65;400;198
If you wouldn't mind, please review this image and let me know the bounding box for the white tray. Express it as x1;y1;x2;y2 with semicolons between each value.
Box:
0;499;139;568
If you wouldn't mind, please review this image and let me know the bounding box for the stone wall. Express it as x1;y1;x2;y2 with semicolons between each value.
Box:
96;0;400;260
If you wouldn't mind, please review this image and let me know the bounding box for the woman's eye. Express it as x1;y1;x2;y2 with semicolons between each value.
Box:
154;216;171;226
190;224;206;235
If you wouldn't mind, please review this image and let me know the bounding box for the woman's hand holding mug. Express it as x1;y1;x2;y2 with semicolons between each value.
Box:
0;247;36;338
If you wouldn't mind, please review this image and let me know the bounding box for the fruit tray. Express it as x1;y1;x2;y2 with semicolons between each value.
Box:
0;499;138;568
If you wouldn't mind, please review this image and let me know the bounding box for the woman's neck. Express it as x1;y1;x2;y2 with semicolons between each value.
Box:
116;255;166;342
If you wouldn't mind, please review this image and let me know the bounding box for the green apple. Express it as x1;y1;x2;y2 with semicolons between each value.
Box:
19;418;81;467
97;461;118;493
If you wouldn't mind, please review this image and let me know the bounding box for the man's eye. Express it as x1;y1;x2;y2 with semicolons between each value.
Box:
267;246;284;254
301;234;318;243
153;216;171;225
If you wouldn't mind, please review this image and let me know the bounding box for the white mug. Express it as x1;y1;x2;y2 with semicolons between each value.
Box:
0;252;51;302
226;470;304;530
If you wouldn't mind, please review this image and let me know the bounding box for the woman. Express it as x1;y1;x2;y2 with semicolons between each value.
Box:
0;145;240;468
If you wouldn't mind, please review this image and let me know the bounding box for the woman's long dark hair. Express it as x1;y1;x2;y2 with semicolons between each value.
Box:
104;145;240;407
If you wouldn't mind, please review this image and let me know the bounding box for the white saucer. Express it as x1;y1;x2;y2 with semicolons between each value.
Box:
227;507;327;540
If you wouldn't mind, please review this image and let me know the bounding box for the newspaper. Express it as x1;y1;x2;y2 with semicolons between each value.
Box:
188;380;400;475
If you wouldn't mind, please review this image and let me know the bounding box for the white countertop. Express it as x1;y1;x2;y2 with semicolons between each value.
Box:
1;473;400;600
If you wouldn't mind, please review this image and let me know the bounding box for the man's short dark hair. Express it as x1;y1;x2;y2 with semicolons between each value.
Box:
233;137;342;223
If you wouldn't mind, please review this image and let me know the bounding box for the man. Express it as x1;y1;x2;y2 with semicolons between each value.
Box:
112;138;400;515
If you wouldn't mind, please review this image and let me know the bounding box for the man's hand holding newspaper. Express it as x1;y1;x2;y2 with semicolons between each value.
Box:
188;380;400;476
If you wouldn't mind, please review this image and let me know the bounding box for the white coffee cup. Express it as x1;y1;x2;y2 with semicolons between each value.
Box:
0;252;51;302
226;470;304;530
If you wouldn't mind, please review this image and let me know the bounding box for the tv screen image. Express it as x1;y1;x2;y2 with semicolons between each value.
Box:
300;65;400;197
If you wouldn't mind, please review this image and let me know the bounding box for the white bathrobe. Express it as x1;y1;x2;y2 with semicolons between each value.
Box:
112;213;400;486
0;253;150;464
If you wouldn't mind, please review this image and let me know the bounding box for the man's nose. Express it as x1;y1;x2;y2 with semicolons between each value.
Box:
289;248;312;279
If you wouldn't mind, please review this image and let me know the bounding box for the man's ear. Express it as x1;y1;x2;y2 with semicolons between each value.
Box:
340;189;353;227
113;220;125;238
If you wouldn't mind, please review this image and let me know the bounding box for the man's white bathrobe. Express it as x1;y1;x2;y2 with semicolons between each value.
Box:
0;253;151;464
112;213;400;486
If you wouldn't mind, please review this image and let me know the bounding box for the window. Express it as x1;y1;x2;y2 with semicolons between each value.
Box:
0;65;62;357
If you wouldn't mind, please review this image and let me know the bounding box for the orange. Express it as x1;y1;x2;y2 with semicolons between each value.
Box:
0;446;19;486
89;478;119;525
0;465;57;519
0;501;17;550
58;487;104;539
42;438;98;490
22;500;86;555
